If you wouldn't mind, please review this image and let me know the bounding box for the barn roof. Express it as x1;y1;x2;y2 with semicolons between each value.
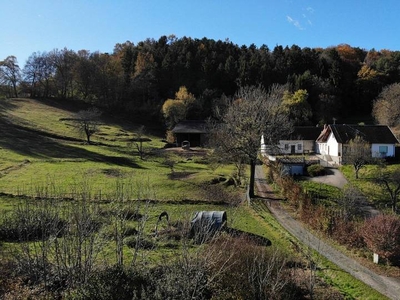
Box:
171;120;208;134
317;124;399;144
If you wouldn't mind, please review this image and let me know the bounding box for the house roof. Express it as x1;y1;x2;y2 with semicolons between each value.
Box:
287;126;323;141
316;124;399;144
171;120;208;134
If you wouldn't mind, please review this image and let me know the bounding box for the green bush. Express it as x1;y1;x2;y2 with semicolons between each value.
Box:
307;164;326;177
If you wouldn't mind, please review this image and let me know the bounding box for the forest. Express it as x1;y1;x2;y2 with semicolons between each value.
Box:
2;35;400;126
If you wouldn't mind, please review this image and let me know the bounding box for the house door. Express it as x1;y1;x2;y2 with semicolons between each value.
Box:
291;145;296;154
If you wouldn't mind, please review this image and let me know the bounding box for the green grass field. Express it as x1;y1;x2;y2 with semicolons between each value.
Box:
0;98;237;201
341;164;400;209
0;98;390;299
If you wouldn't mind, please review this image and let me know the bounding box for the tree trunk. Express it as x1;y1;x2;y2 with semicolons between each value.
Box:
354;165;360;179
85;127;91;144
249;160;256;198
13;83;18;98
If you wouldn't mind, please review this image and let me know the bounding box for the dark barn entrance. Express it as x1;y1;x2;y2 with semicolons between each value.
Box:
171;120;208;147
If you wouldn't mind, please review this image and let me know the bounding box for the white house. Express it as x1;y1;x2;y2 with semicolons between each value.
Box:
316;124;398;164
261;126;322;155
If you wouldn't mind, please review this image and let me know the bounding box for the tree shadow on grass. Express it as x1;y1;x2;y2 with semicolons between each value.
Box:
225;227;272;246
0;119;144;169
0;98;19;113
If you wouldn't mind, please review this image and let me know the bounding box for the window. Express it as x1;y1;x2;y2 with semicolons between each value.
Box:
379;146;388;156
297;144;302;151
284;144;289;150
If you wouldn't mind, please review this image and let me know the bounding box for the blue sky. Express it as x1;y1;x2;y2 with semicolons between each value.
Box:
2;0;400;66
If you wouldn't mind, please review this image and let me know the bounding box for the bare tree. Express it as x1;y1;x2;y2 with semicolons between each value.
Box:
376;166;400;213
344;134;371;179
372;82;400;127
0;56;21;97
73;107;102;144
336;185;365;221
127;125;151;160
210;85;292;198
23;51;55;98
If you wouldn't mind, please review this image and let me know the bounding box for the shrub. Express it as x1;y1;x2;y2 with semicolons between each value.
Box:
332;218;365;248
307;164;326;177
207;235;301;299
0;201;65;242
361;214;400;262
76;266;145;300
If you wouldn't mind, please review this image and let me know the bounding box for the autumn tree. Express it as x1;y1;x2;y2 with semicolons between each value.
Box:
361;214;400;263
210;85;292;198
281;89;312;125
344;135;371;179
73;107;102;144
162;86;196;129
372;82;400;127
0;56;21;97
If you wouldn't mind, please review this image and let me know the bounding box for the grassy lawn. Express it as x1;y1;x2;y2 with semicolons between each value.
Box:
297;179;343;203
341;164;400;209
0;98;238;201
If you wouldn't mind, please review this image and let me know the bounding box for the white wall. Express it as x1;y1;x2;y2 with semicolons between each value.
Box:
326;132;339;156
371;144;396;157
279;140;304;154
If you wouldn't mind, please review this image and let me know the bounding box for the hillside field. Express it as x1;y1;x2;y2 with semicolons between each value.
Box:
0;98;388;299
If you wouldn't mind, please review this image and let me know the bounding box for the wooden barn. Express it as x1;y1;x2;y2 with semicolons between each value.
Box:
171;120;208;147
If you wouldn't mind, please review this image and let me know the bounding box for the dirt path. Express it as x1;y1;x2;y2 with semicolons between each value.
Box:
255;165;400;300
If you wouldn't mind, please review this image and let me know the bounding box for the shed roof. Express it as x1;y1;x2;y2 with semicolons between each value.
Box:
171;120;208;134
191;211;227;228
317;124;399;144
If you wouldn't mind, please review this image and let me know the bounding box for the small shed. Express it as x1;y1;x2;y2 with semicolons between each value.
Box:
190;211;227;241
171;120;208;147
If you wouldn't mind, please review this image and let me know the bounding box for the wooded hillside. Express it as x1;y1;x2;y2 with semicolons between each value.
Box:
2;36;400;125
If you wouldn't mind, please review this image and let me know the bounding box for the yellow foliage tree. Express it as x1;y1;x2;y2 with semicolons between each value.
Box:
357;65;380;80
161;86;196;129
281;89;312;125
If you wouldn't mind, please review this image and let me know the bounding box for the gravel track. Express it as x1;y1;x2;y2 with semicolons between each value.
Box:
255;165;400;300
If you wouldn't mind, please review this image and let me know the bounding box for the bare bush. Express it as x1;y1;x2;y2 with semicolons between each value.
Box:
361;214;400;263
208;235;301;299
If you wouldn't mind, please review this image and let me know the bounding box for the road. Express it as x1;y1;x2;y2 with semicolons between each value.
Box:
255;165;400;300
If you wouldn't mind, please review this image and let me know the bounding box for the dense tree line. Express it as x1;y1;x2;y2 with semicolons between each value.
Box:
2;36;400;124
